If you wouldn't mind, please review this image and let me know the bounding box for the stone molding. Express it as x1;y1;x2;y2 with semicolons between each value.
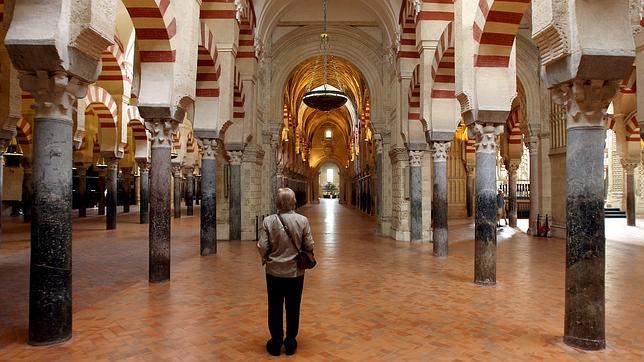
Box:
20;71;88;121
376;139;383;154
243;144;265;165
409;151;424;167
468;123;504;154
228;150;243;166
197;138;220;160
145;119;179;149
552;80;620;129
389;147;409;163
431;141;451;163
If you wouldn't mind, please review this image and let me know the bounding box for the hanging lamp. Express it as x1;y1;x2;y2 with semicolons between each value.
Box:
302;0;348;112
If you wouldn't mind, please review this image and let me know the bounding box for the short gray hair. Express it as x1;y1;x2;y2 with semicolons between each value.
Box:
277;188;296;212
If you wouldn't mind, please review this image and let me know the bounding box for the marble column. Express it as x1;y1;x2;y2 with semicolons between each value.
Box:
122;170;132;213
105;157;119;230
469;123;504;285
22;72;87;345
145;119;178;283
527;138;540;235
22;159;33;223
97;168;106;215
432;141;451;256
465;166;475;218
622;162;637;226
172;163;182;219
77;167;87;218
195;175;201;205
185;167;194;216
198;138;218;255
409;150;424;242
507;160;520;228
555;80;616;351
228;150;243;240
137;160;150;225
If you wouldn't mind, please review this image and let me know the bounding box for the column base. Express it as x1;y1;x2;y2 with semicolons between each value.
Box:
28;334;72;347
563;335;606;351
474;279;496;286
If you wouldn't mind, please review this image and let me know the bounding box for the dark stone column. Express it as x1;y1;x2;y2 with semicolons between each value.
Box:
145;118;178;283
270;138;278;214
623;163;637;226
431;141;451;257
507;160;520;228
77;167;87;218
22;159;33;223
409;150;423;242
465;166;475;218
173;163;182;219
197;137;218;255
137;160;150;225
97;168;106;215
23;72;88;345
228;150;243;240
557;80;617;351
105;158;119;230
185;167;194;216
470;123;504;285
122;170;132;213
195;175;201;205
527;138;540;235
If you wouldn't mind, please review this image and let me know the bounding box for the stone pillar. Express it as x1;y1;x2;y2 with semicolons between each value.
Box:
197;137;218;255
22;159;33;223
555;80;618;351
376;138;383;225
145;119;178;283
97;168;106;215
622;162;638;226
137;160;150;224
195;175;201;205
172;163;182;219
185;167;194;216
105;157;119;230
409;150;424;242
507;160;520;228
122;170;132;213
270;138;279;214
431;141;451;256
527;138;540;235
465;166;475;218
77;167;87;218
469;123;504;285
22;72;88;345
228;150;243;240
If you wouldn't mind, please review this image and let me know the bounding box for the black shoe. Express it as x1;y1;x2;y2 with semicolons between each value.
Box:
266;339;281;356
284;338;297;355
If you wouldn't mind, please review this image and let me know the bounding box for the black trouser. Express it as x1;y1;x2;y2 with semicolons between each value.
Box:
266;274;304;342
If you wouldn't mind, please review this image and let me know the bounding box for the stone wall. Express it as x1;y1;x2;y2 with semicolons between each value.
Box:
389;147;410;241
241;145;265;240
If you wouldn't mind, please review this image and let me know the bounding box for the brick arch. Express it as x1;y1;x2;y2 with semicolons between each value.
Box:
233;68;245;122
122;0;177;62
431;22;455;99
398;0;419;59
473;0;530;67
507;107;522;146
16;118;32;145
82;86;118;130
625;113;640;142
197;21;221;98
408;64;421;122
98;41;130;96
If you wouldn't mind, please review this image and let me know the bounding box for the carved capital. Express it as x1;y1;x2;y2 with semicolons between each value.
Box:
465;165;476;176
376;139;384;154
145;119;179;148
507;160;521;175
527;137;539;154
622;162;638;174
184;166;195;177
228;150;243;166
197;138;220;160
552;79;620;129
431;141;451;163
409;150;424;167
467;123;504;154
106;157;120;172
172;164;183;177
20;71;89;121
136;159;150;173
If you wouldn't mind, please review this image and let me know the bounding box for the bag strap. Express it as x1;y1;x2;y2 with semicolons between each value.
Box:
276;213;301;253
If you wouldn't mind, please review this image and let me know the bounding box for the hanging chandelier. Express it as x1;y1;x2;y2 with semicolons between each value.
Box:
302;0;348;112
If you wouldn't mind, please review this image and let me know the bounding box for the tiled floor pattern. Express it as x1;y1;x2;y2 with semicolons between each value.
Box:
0;201;643;361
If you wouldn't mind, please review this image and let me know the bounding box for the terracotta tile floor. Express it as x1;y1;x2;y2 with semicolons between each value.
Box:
1;200;643;361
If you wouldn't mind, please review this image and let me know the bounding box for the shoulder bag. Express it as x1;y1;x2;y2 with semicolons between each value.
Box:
276;214;317;270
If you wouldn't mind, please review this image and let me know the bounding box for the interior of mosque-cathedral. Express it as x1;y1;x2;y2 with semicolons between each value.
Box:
0;0;643;358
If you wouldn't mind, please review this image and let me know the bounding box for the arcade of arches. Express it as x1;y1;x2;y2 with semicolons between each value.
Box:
0;0;643;359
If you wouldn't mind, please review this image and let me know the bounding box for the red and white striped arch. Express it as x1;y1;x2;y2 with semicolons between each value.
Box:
126;105;150;159
98;43;130;94
431;22;455;99
507;107;522;145
200;0;256;59
197;22;221;98
123;0;177;62
621;65;636;94
16;118;32;145
186;131;195;155
473;0;530;67
625;114;641;142
233;69;245;122
83;85;118;130
408;65;421;122
398;0;419;59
